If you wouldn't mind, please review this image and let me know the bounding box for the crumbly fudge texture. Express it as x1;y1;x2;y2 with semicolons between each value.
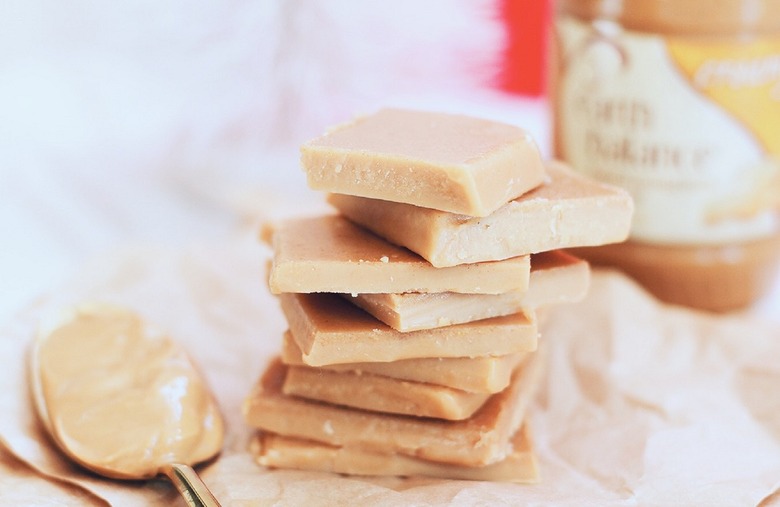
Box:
280;332;526;393
250;424;539;483
282;365;492;420
263;215;530;294
280;292;537;366
243;353;544;466
347;250;589;331
328;161;633;267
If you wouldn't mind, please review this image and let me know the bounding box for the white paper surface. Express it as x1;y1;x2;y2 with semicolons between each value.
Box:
1;233;779;506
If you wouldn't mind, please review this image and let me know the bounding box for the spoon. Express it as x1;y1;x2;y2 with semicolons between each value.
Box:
29;304;223;506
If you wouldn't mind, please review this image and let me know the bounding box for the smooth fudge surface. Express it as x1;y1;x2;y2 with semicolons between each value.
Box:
348;250;590;331
263;215;530;294
328;161;634;267
32;305;224;480
243;353;544;466
280;292;537;366
281;332;526;393
250;424;538;483
282;365;493;420
301;108;546;217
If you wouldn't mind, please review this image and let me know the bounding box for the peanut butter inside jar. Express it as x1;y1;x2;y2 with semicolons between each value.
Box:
553;0;780;312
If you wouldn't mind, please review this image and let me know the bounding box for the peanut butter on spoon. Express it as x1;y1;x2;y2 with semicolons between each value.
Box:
29;304;223;506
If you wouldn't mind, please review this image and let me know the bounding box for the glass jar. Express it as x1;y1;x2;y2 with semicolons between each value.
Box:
553;0;780;312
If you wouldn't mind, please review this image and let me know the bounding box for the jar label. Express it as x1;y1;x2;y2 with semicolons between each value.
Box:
556;17;780;244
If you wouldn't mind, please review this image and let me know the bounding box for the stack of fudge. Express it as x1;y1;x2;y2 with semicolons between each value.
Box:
243;109;633;482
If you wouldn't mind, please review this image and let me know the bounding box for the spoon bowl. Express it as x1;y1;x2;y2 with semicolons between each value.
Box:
29;304;223;506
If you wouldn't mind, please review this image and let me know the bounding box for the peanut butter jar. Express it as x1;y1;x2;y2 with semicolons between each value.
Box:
553;0;780;312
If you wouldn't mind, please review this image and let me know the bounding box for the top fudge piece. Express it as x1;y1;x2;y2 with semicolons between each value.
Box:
329;161;634;267
301;108;546;217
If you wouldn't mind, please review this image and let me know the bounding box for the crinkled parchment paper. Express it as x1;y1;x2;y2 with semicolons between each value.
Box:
1;230;779;506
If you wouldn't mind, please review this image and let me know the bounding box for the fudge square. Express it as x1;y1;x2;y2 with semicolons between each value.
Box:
329;161;634;267
280;292;538;366
346;249;589;332
263;215;530;295
250;424;539;483
301;108;546;217
243;354;544;467
280;331;527;394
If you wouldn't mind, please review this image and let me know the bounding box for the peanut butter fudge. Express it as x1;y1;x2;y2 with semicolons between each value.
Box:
243;107;621;483
301;108;546;217
346;250;589;331
345;290;527;333
282;365;492;420
328;161;634;267
281;332;526;393
280;292;537;366
522;249;590;309
250;424;539;483
263;215;530;294
243;354;544;466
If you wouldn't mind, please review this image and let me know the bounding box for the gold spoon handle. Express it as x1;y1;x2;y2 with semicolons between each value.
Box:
161;463;222;507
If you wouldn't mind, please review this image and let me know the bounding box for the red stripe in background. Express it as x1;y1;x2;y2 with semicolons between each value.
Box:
497;0;551;97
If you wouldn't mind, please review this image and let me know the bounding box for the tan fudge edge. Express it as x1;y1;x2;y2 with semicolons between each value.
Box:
281;292;537;366
328;161;634;267
283;365;492;421
301;108;545;217
243;351;544;466
348;250;590;331
263;215;530;294
280;332;526;393
250;424;539;483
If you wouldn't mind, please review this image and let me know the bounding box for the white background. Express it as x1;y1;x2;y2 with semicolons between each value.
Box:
1;0;776;324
